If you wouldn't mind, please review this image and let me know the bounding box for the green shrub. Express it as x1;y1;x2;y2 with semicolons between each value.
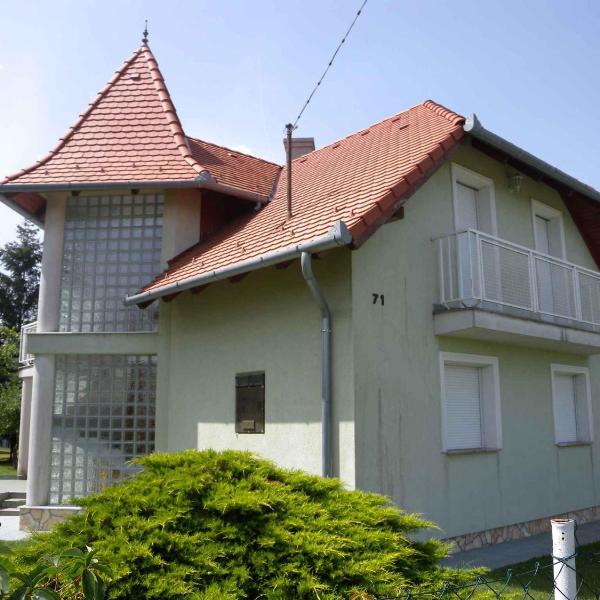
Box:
0;544;110;599
13;450;476;599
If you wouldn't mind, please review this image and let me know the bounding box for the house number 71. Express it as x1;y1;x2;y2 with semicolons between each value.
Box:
372;293;385;306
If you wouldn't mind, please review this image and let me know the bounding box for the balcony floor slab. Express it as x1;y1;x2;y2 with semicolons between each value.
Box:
434;308;600;354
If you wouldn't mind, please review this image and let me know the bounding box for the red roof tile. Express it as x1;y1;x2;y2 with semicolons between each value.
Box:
3;44;204;185
187;137;281;199
139;100;465;296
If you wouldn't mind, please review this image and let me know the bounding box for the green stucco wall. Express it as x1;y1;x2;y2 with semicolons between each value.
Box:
352;139;600;538
158;249;356;486
156;138;600;539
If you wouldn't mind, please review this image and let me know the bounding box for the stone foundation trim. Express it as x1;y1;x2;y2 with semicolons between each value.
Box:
19;505;82;532
445;505;600;552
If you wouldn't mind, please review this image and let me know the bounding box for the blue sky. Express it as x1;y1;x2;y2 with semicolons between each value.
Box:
0;0;598;246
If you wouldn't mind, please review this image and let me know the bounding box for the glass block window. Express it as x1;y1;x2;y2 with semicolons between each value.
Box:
59;194;163;332
50;354;157;504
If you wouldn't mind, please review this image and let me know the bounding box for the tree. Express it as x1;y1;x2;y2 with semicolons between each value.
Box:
0;221;42;331
0;327;20;465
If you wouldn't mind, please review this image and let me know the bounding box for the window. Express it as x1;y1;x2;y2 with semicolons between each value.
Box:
531;200;573;320
451;164;497;236
531;200;566;259
440;353;502;452
60;194;163;333
235;373;265;434
50;354;157;504
551;365;593;445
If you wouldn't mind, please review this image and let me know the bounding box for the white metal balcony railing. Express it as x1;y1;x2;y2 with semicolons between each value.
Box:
19;321;37;366
435;230;600;329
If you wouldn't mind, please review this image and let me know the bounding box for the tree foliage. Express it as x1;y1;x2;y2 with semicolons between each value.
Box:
13;450;478;599
0;327;20;464
0;327;19;386
0;221;42;331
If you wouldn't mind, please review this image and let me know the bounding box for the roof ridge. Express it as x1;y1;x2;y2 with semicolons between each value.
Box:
288;100;461;165
422;99;465;125
186;135;282;168
2;48;145;183
140;46;207;177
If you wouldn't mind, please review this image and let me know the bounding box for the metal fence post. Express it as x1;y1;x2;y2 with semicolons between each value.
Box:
552;518;576;600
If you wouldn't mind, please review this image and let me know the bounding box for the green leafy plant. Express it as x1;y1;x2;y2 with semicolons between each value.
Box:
0;327;21;466
0;544;110;600
12;450;479;599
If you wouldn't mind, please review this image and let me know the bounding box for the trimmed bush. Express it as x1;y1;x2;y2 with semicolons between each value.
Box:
14;450;474;599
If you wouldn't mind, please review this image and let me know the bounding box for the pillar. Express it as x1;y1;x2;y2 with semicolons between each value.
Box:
26;195;65;506
16;376;32;479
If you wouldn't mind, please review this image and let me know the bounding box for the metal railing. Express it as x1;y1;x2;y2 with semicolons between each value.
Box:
19;321;37;366
435;230;600;328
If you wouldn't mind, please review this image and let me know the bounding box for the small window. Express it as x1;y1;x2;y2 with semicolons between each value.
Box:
440;353;502;452
235;372;265;434
551;365;593;445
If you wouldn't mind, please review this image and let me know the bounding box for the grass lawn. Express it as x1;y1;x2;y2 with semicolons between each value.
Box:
0;448;16;478
464;541;600;600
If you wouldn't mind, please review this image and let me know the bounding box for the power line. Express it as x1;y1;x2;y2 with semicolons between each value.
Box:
292;0;369;130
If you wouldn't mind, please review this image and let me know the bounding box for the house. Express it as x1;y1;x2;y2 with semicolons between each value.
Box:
3;38;600;550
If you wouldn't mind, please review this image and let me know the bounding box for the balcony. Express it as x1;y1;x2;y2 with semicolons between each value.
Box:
19;321;37;367
434;230;600;354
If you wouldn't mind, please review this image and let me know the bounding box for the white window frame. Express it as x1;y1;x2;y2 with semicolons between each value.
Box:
451;163;498;236
439;352;503;453
531;199;566;259
550;364;593;446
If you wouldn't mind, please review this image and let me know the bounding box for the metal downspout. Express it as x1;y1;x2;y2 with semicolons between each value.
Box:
300;252;333;478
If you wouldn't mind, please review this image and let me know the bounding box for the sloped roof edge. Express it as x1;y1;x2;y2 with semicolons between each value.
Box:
124;220;352;306
465;114;600;204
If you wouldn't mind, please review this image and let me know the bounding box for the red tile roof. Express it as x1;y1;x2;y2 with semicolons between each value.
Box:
1;44;280;213
187;137;281;199
139;100;465;297
3;45;204;185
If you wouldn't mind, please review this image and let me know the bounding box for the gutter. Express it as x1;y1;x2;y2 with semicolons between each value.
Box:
301;252;334;478
123;219;352;306
465;114;600;204
0;172;270;204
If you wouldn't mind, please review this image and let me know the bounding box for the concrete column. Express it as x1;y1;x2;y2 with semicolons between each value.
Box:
26;356;56;504
26;195;65;506
16;376;32;479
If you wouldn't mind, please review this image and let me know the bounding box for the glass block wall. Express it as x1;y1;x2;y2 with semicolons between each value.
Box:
59;194;163;332
50;355;156;504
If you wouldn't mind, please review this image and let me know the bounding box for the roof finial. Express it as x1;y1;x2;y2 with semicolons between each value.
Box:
142;20;149;45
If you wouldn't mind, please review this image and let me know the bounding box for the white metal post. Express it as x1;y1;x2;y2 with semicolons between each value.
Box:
573;268;583;322
437;239;446;305
552;518;577;600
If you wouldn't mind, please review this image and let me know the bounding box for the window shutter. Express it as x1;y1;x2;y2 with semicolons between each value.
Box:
475;187;495;235
444;364;483;450
554;373;578;443
455;183;479;231
535;215;551;255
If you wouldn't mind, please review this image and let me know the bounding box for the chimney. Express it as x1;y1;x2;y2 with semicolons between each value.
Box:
283;136;316;160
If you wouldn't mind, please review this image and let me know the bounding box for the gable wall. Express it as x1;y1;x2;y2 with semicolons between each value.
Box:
351;139;600;539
